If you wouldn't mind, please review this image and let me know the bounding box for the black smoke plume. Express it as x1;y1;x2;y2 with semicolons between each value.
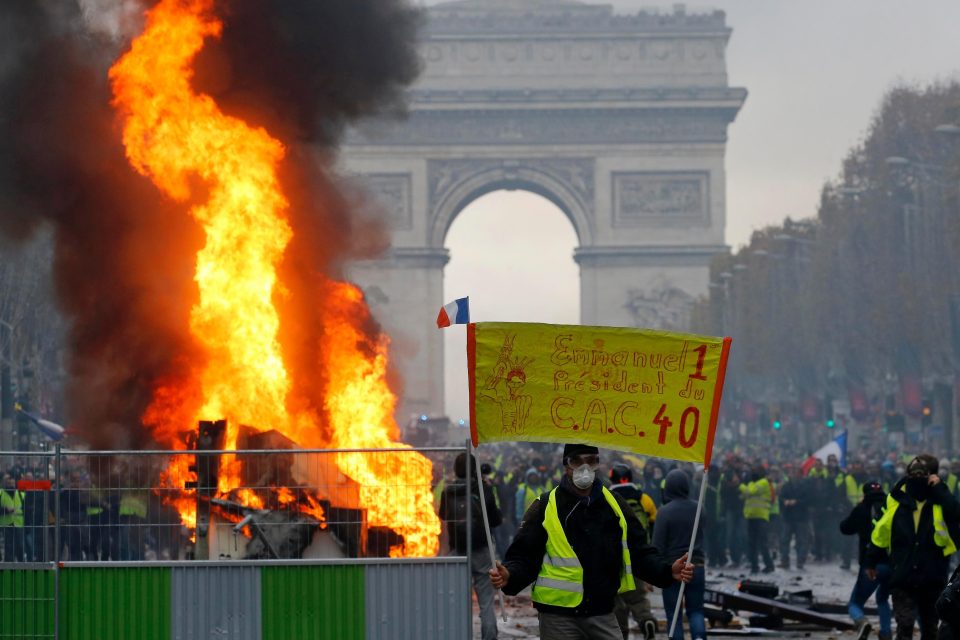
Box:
0;0;422;448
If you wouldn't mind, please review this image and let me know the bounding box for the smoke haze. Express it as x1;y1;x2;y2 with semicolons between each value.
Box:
0;1;422;447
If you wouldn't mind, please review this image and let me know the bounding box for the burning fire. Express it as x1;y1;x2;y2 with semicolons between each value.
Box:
109;0;439;556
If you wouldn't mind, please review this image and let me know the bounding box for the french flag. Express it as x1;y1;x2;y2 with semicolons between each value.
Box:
802;430;847;475
437;297;470;328
16;405;67;441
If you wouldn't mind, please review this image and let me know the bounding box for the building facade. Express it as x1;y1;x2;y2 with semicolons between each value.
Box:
341;0;746;420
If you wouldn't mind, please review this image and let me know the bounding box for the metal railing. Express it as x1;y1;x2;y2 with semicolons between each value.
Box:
0;444;471;565
1;444;478;639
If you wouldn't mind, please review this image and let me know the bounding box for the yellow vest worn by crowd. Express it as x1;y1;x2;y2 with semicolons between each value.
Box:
740;478;772;521
119;490;149;519
531;486;637;608
0;489;24;527
769;479;783;517
871;494;957;557
519;484;541;512
844;475;860;505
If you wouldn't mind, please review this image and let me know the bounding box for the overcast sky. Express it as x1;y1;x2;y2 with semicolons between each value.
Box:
432;0;960;422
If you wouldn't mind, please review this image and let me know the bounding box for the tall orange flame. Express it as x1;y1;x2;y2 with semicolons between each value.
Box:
110;0;439;557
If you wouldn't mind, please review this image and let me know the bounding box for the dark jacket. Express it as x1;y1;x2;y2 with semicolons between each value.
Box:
779;476;812;522
719;469;743;515
839;495;888;567
865;478;960;590
652;469;704;565
438;480;502;553
938;564;960;639
502;475;674;617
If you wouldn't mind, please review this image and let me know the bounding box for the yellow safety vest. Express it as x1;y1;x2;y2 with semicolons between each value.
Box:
519;484;541;512
769;480;782;516
86;489;104;517
844;475;860;505
0;490;24;527
871;495;957;557
531;486;636;608
119;491;148;519
740;478;772;521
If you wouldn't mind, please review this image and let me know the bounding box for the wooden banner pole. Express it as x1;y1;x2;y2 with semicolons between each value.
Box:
472;442;508;622
668;467;708;638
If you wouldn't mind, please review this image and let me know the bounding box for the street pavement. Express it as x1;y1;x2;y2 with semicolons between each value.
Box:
474;560;877;639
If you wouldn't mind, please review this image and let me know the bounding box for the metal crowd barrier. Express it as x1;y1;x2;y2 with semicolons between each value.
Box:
0;444;474;640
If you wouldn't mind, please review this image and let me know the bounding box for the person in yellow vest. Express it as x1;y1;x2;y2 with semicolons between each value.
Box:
608;463;658;640
0;472;25;562
117;487;149;561
515;467;545;524
941;459;959;498
766;465;784;567
489;443;693;640
740;464;774;574
841;460;868;570
866;455;960;640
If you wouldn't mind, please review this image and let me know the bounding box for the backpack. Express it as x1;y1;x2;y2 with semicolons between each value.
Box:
447;485;486;551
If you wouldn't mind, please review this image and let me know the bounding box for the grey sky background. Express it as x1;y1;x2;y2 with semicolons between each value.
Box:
430;0;960;422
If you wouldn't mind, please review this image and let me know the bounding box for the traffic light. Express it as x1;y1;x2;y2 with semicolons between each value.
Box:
921;398;933;427
823;397;835;428
771;409;782;430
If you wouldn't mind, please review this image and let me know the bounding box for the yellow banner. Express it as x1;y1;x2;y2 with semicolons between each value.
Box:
468;322;731;465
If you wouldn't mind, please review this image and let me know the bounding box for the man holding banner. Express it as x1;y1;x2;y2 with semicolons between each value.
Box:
489;443;694;639
458;321;731;638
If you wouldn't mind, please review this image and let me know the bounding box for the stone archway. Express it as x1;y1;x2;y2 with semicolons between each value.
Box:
428;157;593;247
342;0;746;421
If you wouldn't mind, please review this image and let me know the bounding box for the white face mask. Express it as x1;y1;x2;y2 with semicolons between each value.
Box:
572;464;597;489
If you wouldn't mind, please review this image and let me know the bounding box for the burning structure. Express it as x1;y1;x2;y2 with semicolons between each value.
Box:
0;1;439;558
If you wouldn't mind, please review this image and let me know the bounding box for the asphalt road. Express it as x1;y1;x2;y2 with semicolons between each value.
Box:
475;560;880;639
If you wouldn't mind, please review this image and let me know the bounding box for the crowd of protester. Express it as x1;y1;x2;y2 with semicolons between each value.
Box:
432;440;960;640
0;460;168;562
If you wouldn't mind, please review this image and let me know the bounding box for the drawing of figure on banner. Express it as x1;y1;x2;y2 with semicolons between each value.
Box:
480;334;534;435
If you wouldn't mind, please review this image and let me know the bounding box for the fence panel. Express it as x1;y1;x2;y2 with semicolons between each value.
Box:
171;565;262;640
0;565;55;640
261;564;364;640
0;446;471;639
59;566;171;640
365;559;471;640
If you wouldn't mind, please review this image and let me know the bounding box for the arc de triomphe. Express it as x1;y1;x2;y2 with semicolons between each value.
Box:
342;0;746;421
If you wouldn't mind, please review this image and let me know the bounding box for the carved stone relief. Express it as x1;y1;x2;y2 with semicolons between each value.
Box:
427;157;595;218
348;110;730;146
417;38;723;72
363;173;412;230
612;172;709;227
424;4;728;37
624;279;697;331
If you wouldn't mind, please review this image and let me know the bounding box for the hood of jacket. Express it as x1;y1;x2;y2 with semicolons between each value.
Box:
662;469;690;503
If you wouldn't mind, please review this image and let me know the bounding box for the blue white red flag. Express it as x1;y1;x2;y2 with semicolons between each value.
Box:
15;404;66;441
437;297;470;328
802;430;847;475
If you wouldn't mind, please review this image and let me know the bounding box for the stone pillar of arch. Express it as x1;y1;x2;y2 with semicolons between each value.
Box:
341;0;746;423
